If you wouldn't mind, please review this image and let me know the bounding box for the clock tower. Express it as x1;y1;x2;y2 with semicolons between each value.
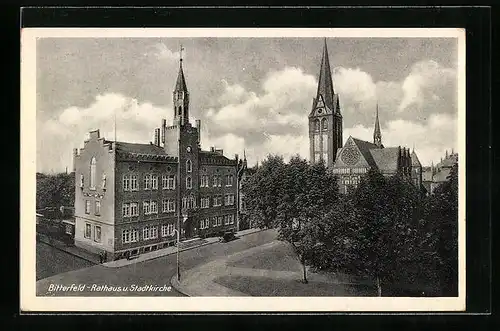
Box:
309;39;343;168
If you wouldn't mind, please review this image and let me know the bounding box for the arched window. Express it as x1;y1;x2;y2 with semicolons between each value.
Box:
186;176;192;189
321;118;328;131
90;157;96;189
314;119;320;132
186;159;192;173
178;106;182;116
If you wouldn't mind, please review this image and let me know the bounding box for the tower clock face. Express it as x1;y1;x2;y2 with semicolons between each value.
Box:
186;146;192;153
317;108;323;114
341;147;360;165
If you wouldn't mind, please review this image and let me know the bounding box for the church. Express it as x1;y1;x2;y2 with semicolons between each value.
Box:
308;39;423;194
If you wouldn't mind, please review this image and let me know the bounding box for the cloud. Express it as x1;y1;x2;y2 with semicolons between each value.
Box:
344;113;457;166
37;93;170;173
398;60;456;112
147;43;184;61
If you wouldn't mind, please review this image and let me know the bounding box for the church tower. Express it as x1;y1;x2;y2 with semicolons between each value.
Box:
173;46;190;126
373;103;383;148
309;39;343;168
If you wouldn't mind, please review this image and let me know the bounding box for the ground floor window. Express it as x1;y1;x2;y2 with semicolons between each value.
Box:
84;223;91;239
94;225;101;242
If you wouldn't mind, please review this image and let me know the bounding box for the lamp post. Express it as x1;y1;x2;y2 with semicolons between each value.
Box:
174;210;188;282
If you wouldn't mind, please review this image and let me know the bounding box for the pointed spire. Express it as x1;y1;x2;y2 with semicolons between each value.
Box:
445;149;448;158
373;103;382;147
315;38;335;108
243;149;247;161
175;45;188;93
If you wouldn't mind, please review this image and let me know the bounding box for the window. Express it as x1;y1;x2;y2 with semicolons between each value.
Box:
314;119;320;132
184;196;195;209
79;174;84;188
200;175;209;187
321;118;328;131
168;199;175;212
130;202;138;216
161;224;174;237
229;214;234;224
130;175;138;191
213;195;222;207
182;197;187;210
123;175;130;191
186;176;192;189
85;200;91;214
150;226;158;239
224;215;230;225
122;203;130;217
85;223;91;239
224;194;235;206
186;160;192;173
201;197;210;208
150;201;158;214
165;175;175;189
162;175;167;189
322;133;328;154
144;174;151;190
200;218;210;229
213;176;218;187
90;157;96;189
101;174;107;190
226;175;234;186
95;201;101;216
94;225;101;242
218;176;222;187
143;201;150;215
151;175;158;190
212;217;218;227
217;217;222;226
131;229;139;242
122;229;131;243
143;227;150;240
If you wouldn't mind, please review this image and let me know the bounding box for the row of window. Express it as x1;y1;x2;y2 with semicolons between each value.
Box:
85;200;101;215
341;176;361;186
200;175;234;188
122;225;176;244
84;223;102;242
123;174;234;191
313;118;328;132
200;214;235;229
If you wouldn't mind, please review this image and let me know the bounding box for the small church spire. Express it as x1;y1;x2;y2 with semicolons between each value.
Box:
173;44;189;126
373;103;382;148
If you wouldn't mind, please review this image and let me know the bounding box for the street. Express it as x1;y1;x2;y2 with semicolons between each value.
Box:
36;229;278;296
36;241;95;281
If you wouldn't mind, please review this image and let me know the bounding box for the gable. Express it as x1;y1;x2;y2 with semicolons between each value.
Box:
309;95;333;117
333;136;372;169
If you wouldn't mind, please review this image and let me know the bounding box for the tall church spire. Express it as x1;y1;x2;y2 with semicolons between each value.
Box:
173;44;189;125
315;38;335;108
374;103;382;147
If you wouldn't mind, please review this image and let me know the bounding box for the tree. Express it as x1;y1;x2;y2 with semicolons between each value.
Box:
243;154;286;229
36;172;75;210
425;163;458;296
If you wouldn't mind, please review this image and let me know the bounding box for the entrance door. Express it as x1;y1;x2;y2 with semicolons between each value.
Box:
183;217;196;239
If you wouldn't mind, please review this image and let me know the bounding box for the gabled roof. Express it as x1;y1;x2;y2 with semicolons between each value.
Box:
411;150;422;167
422;168;434;182
369;147;400;173
351;137;379;168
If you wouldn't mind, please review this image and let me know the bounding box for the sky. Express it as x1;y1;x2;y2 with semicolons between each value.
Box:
36;36;459;173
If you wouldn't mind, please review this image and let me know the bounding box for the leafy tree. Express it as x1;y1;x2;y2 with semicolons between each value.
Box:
36;172;75;210
243;154;286;229
425;163;458;296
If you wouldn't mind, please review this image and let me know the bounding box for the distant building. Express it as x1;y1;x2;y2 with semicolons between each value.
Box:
73;53;244;261
422;150;458;195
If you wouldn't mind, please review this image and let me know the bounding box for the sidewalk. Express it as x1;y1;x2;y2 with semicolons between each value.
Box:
103;227;263;268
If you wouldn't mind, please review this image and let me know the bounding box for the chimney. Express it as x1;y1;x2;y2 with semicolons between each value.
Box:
154;128;160;146
161;119;166;145
210;146;215;152
72;148;78;172
195;119;201;143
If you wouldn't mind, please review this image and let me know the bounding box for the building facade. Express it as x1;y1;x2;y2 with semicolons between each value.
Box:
74;54;243;261
422;150;458;195
309;39;343;168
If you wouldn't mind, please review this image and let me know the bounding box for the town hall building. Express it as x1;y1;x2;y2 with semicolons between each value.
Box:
73;52;245;261
309;39;423;194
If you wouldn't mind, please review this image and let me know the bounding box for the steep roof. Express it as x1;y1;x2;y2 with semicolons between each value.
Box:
422;168;434;182
315;39;335;109
370;147;400;173
411;150;422;167
373;104;382;145
437;154;458;168
199;150;235;164
351;137;380;168
175;61;188;93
